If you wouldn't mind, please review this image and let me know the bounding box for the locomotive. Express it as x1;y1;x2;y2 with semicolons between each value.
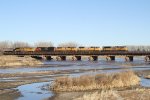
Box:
102;46;128;52
14;47;35;52
55;47;77;52
35;47;55;52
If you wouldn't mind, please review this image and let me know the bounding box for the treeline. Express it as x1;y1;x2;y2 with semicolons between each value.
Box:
127;46;150;52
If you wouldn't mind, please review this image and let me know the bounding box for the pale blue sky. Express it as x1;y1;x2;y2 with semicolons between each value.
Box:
0;0;150;46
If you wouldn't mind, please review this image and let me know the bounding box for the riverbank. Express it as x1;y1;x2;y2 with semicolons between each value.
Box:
0;89;21;100
0;56;43;68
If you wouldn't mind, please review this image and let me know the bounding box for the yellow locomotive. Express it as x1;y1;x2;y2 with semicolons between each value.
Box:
88;47;101;51
102;46;128;52
78;47;88;51
55;47;77;52
77;47;102;52
114;46;128;51
14;47;35;52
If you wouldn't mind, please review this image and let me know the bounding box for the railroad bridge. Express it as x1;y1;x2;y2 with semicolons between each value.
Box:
3;51;150;62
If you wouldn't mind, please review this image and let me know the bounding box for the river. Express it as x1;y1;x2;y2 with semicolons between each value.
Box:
0;59;150;100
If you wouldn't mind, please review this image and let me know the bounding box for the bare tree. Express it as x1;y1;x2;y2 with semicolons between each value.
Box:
13;41;31;48
34;41;53;47
58;42;78;47
127;45;150;52
0;41;14;52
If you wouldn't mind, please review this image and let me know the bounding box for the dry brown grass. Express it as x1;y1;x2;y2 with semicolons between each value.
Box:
74;90;121;100
0;55;42;67
51;71;140;92
74;88;150;100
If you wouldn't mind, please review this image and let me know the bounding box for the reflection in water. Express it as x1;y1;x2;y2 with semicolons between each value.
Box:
17;82;53;100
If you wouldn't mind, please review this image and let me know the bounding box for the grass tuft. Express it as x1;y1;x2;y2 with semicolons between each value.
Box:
51;71;140;92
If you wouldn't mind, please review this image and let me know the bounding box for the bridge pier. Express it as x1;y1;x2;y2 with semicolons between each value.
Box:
72;56;81;61
145;56;150;62
56;56;66;61
88;56;98;61
125;56;134;62
106;56;115;61
46;56;52;60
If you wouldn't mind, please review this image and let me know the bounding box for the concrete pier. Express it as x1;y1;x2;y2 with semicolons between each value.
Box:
72;56;81;61
46;56;52;60
31;56;43;60
88;56;98;61
125;56;133;62
56;56;66;61
145;56;150;62
106;56;115;61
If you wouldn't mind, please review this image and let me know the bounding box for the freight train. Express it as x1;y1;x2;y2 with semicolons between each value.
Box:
3;46;128;53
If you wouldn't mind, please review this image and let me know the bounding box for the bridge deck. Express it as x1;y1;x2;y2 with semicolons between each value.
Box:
3;51;150;56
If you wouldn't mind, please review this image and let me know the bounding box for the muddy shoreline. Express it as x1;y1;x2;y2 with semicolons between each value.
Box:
0;89;21;100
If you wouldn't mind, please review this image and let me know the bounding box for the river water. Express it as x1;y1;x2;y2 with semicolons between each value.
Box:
0;59;150;100
17;82;53;100
0;60;150;74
